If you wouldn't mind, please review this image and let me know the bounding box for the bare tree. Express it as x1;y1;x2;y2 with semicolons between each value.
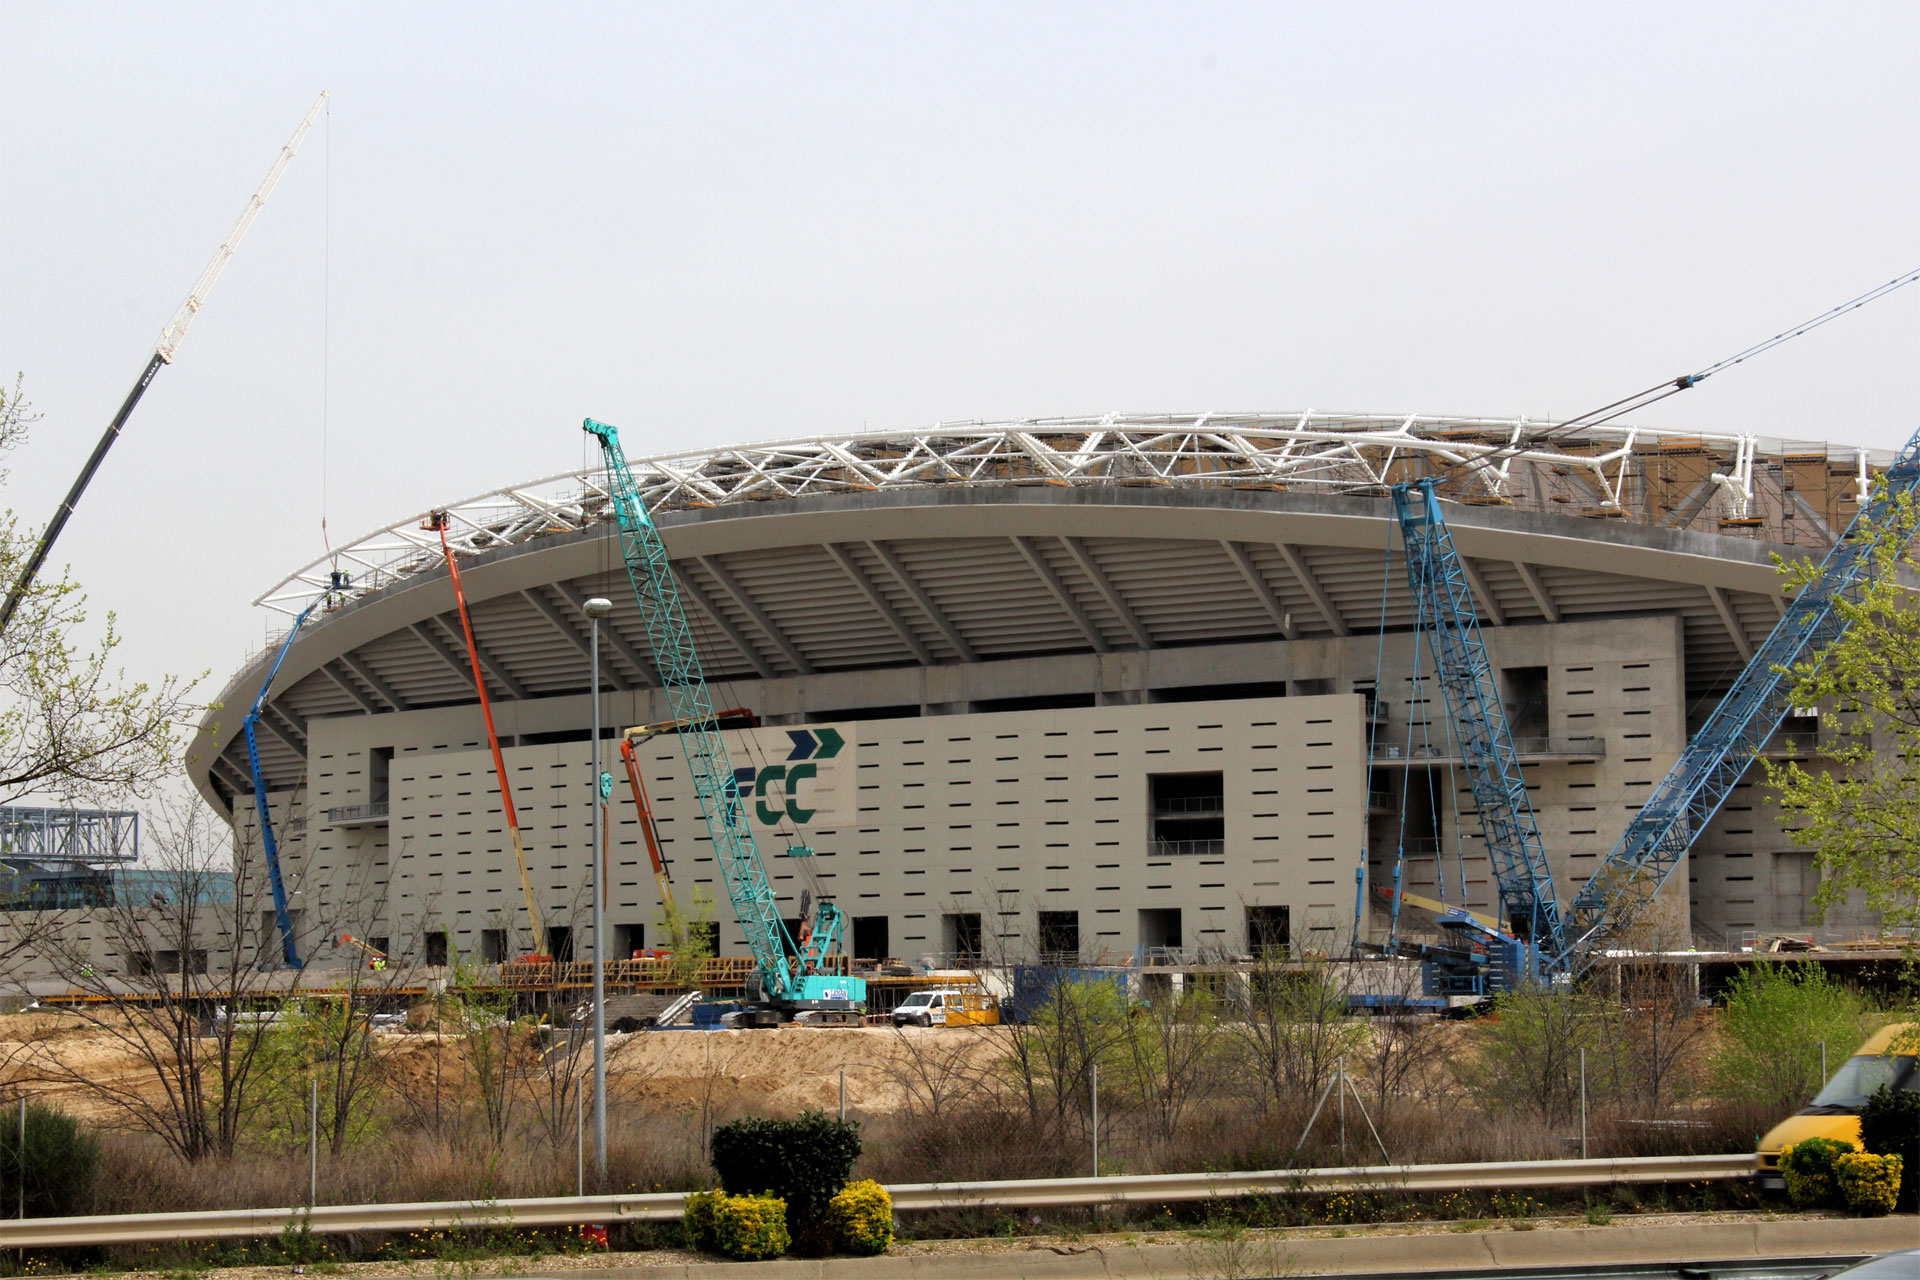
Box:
885;1023;991;1118
1612;959;1710;1114
19;794;292;1161
1354;961;1454;1122
1222;951;1361;1113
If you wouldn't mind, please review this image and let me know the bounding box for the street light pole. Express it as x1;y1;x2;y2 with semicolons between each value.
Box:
583;595;613;1185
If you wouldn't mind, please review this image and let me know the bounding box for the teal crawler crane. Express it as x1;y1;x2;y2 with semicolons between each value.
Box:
585;418;865;1025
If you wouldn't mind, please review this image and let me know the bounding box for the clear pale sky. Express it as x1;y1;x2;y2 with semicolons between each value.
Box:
4;2;1919;708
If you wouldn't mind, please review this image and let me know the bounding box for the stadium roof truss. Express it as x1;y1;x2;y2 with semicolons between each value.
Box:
256;413;1883;618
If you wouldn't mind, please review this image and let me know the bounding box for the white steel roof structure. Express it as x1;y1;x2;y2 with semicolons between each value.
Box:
195;408;1899;810
256;412;1886;617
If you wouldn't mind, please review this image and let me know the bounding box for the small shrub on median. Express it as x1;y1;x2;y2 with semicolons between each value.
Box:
712;1193;790;1260
1835;1152;1903;1217
828;1179;894;1255
0;1103;98;1216
683;1189;725;1253
1779;1137;1853;1209
710;1110;860;1253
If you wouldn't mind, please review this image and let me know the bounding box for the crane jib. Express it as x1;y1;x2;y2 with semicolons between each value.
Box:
1562;425;1920;971
585;418;865;1014
1392;479;1570;974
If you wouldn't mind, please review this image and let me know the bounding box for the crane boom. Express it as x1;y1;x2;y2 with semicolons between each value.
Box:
425;512;547;956
243;600;320;967
1563;425;1920;969
1392;479;1569;967
619;734;680;945
620;708;757;952
585;417;863;1020
0;92;327;639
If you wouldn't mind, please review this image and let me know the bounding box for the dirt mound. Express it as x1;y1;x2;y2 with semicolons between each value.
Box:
610;1026;1005;1114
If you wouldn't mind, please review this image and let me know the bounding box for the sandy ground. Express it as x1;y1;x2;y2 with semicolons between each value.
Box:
0;1012;1008;1121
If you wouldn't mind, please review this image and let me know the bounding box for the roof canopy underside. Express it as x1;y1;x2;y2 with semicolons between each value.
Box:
197;470;1833;806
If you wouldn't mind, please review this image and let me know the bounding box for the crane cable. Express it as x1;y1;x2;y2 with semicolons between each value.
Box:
1441;264;1920;486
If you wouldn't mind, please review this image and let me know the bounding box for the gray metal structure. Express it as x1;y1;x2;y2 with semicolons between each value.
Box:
0;806;139;867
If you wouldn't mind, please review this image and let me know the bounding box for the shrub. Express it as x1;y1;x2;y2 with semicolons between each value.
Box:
828;1179;894;1255
1859;1082;1920;1211
0;1102;99;1215
710;1110;860;1253
711;1193;790;1260
1779;1136;1854;1209
683;1189;725;1253
1710;963;1871;1112
1835;1152;1903;1217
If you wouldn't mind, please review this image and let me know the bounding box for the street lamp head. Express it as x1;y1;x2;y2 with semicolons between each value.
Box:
583;597;614;619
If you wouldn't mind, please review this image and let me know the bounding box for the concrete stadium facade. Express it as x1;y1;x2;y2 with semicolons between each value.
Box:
185;414;1892;974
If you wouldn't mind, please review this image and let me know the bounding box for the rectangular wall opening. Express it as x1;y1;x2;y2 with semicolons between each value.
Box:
944;912;982;963
852;915;890;963
481;928;508;964
1501;666;1549;740
1246;905;1290;957
1150;772;1224;856
546;926;575;964
1151;681;1288;704
1037;910;1080;966
1138;906;1182;954
616;923;647;957
370;746;394;805
424;930;449;967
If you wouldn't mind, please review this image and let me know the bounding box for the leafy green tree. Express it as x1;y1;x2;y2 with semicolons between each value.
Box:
0;376;196;803
1766;493;1920;932
658;885;718;988
1455;986;1623;1126
1710;961;1873;1112
251;997;387;1155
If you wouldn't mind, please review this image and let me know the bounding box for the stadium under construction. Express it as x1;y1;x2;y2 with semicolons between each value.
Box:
134;410;1905;999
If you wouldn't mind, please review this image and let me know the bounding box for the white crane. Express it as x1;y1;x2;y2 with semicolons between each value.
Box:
0;91;329;636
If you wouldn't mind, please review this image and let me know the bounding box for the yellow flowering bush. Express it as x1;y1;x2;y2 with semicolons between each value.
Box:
712;1193;791;1260
1835;1152;1904;1217
827;1179;894;1255
683;1189;725;1253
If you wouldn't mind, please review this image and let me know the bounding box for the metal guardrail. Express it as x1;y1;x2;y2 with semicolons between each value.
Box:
0;1155;1753;1249
1372;737;1606;762
1154;796;1225;815
321;801;389;825
1151;838;1224;857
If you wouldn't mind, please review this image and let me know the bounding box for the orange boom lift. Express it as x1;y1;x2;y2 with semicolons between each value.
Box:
425;510;547;961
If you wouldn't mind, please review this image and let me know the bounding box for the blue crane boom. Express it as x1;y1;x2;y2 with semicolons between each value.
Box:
242;600;319;968
1562;424;1920;969
1391;480;1570;969
584;418;864;1021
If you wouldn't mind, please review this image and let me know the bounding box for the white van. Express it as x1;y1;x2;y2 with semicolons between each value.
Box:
891;988;970;1027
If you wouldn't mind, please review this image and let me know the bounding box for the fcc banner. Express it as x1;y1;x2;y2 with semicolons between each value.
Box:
725;724;855;830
